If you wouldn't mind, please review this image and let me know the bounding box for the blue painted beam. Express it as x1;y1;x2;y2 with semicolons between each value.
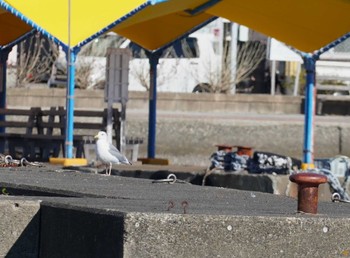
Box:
295;33;350;169
302;55;316;168
65;48;79;158
0;49;10;153
147;52;161;158
314;32;350;59
185;0;222;16
0;49;10;112
0;30;36;51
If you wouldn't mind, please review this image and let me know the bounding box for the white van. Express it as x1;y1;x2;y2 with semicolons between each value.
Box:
49;29;222;92
123;32;222;93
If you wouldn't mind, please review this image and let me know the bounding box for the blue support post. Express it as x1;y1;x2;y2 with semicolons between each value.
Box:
302;56;316;169
65;48;79;159
147;52;161;158
291;34;350;169
297;33;350;170
0;48;10;153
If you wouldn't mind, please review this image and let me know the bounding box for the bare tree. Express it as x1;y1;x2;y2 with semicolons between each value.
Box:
129;60;150;90
197;41;266;93
49;33;126;89
128;45;179;91
130;37;266;94
75;61;94;89
235;41;266;85
129;59;178;91
16;32;59;87
127;47;150;90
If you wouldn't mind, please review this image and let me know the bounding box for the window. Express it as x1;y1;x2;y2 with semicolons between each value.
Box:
129;37;199;59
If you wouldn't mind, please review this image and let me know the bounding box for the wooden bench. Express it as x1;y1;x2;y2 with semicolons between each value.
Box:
0;107;42;159
124;137;144;162
0;107;121;161
36;106;121;160
316;76;350;94
316;75;350;115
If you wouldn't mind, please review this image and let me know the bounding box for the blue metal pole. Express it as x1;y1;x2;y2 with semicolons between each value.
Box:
0;49;10;121
147;53;160;158
65;48;78;159
0;48;10;153
302;56;316;168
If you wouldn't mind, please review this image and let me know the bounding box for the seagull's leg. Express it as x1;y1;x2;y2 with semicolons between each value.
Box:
108;162;112;176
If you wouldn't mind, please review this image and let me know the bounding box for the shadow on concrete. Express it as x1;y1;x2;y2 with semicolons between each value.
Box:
112;169;276;193
39;205;124;258
204;173;274;193
114;170;204;185
1;187;76;197
6;211;40;258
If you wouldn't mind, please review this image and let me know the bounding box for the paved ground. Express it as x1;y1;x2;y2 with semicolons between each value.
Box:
1;165;350;217
127;109;350;125
125;110;350;167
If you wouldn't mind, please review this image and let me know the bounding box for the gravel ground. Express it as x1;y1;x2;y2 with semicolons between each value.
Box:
126;113;350;166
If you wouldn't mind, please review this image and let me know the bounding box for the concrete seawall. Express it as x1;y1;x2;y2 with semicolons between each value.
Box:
7;88;302;114
5;198;350;258
6;88;350;165
8;87;350;115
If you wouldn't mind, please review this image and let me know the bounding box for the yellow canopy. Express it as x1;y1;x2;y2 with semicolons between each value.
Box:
1;0;350;52
0;9;32;47
112;0;350;53
0;0;153;47
207;0;350;53
111;1;214;51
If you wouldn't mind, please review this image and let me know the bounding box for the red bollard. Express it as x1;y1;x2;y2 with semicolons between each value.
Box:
235;146;253;157
215;144;234;153
289;172;328;214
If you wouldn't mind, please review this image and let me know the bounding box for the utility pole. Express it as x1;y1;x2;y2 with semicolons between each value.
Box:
230;22;238;94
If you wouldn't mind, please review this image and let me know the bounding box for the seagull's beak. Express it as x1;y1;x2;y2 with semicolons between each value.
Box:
94;134;99;140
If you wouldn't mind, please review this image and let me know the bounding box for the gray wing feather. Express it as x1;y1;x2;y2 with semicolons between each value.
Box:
108;143;130;164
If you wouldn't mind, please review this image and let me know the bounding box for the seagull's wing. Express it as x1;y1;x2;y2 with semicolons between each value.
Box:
108;143;131;164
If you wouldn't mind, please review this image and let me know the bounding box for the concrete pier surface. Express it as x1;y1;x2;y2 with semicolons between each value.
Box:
1;165;350;257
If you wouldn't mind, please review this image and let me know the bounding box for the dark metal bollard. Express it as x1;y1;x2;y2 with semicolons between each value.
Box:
289;172;328;214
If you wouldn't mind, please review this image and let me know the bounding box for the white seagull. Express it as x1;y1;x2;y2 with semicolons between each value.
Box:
94;131;131;176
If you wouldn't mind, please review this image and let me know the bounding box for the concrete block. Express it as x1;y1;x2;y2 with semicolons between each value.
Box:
39;204;124;258
0;199;40;258
1;169;350;257
123;212;350;258
314;125;341;158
